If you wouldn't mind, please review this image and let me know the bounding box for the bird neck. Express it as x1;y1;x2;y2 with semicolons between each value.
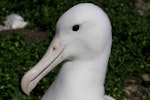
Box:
61;54;109;85
46;48;111;100
56;52;110;97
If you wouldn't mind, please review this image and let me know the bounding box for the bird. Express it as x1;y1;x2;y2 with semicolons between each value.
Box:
21;3;115;100
4;14;27;29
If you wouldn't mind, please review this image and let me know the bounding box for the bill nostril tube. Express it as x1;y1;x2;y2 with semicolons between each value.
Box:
53;46;57;51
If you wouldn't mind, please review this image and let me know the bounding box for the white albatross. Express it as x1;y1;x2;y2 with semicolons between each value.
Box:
0;14;27;31
4;14;27;29
21;3;115;100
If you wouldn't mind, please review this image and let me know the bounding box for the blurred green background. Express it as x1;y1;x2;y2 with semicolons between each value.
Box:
0;0;149;100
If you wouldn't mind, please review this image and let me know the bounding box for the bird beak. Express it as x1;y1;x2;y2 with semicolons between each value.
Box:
21;33;65;95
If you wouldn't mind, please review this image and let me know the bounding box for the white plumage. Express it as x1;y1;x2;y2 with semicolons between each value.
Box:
3;14;27;29
21;3;115;100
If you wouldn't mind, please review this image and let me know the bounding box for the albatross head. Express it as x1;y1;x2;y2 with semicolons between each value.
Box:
21;3;112;96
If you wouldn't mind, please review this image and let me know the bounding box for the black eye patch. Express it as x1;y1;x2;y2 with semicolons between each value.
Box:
72;25;80;31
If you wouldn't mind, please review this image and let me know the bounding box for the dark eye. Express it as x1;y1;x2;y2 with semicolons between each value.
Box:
72;25;80;31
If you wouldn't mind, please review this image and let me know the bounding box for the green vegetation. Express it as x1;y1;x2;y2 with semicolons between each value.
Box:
0;0;149;100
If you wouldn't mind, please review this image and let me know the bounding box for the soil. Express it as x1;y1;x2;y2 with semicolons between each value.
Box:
0;28;48;43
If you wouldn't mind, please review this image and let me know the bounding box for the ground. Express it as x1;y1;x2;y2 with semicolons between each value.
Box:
0;28;47;43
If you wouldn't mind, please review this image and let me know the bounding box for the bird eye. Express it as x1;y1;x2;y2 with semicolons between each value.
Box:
72;25;80;31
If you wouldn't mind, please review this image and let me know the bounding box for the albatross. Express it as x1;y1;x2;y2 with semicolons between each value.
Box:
21;3;115;100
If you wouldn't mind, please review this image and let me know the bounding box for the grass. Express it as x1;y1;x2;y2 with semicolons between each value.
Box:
0;0;150;100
